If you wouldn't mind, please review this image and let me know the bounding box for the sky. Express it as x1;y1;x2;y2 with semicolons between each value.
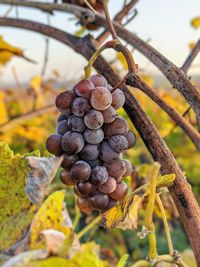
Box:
0;0;200;86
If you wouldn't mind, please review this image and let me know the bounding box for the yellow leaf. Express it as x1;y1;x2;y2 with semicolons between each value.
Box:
30;75;45;108
29;191;74;251
102;194;145;230
191;16;200;29
0;36;35;66
0;91;8;124
74;26;87;37
116;254;129;267
0;142;38;251
188;41;196;50
140;74;154;87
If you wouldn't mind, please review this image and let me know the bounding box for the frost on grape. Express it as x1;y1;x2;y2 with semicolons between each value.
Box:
0;142;39;251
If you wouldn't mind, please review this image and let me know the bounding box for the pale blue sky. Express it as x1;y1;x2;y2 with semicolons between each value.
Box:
0;0;200;86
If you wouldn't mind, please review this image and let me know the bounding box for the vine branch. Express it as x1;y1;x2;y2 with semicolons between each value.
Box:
0;16;200;265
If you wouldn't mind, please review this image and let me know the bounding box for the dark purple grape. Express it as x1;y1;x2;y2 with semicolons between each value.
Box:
70;160;91;181
60;169;75;186
90;86;112;111
107;198;118;210
98;176;117;194
90;166;108;185
77;197;93;214
100;142;120;162
112;89;125;110
55;90;75;113
89;74;107;87
80;144;100;161
83;128;104;144
125;131;136;149
84;109;104;129
61;153;78;169
72;97;91;117
84;159;103;168
109;182;128;201
107;84;113;92
123;160;133;177
46;133;63;156
101;106;116;123
77;181;97;196
57;114;68;122
68;115;86;133
89;192;109;211
57;120;69;135
104;159;126;179
61;131;84;154
108;135;128;153
75;79;95;98
104;116;128;137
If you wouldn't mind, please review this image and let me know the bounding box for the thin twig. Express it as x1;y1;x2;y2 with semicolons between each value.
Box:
156;194;174;255
102;0;117;39
77;216;101;239
182;39;200;73
0;105;56;132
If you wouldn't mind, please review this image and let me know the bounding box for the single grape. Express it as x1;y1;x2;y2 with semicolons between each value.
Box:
70;160;91;181
109;182;128;201
55;90;75;113
72;97;91;117
89;192;109;211
84;159;103;168
75;79;95;98
112;89;125;109
90;86;112;111
104;116;128;137
60;169;75;186
57;114;68;122
90;166;108;185
61;153;78;169
101;106;116;123
108;135;128;153
61;131;84;154
107;198;118;210
98;176;117;194
46;133;63;156
83;128;104;144
123;159;133;177
89;74;107;87
77;181;97;196
77;197;93;214
125;131;136;149
57;120;69;135
104;159;126;179
80;144;100;161
100;142;120;162
84;109;104;129
68;115;86;133
107;84;113;92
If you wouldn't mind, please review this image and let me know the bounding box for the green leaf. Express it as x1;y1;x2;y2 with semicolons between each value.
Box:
0;142;38;251
116;254;129;267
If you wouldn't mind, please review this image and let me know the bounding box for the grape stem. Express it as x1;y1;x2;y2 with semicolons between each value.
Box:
156;193;174;255
85;39;137;80
145;162;160;259
101;0;118;40
77;215;101;239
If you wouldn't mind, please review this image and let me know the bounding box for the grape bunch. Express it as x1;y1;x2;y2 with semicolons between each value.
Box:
46;74;136;214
